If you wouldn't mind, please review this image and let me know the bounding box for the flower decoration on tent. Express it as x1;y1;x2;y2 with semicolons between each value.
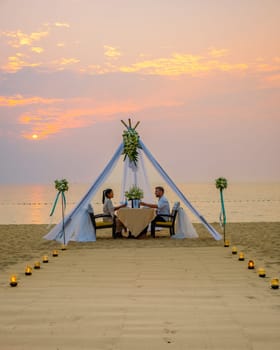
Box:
122;128;141;165
121;118;141;165
55;179;69;192
125;185;144;200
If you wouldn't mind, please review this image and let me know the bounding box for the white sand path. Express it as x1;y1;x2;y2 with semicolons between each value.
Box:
1;246;279;350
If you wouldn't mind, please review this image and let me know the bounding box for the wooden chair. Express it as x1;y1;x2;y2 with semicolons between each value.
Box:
87;204;116;239
151;202;180;238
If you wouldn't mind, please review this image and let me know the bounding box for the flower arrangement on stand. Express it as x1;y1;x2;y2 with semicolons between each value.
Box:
125;185;144;208
215;177;228;246
50;179;69;245
54;179;69;192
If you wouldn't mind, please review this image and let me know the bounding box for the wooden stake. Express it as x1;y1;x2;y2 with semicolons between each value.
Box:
121;119;140;130
134;121;140;129
121;120;128;129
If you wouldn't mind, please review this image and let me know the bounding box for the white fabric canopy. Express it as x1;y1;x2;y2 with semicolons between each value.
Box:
172;207;199;239
44;144;123;243
120;149;153;205
44;138;221;243
139;140;221;241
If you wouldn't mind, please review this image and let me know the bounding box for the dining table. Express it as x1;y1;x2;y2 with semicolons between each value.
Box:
118;207;155;237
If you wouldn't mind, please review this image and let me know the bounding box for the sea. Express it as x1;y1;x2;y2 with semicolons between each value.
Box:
0;182;279;225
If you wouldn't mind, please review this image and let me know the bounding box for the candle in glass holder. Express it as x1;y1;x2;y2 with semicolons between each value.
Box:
248;260;255;269
34;261;40;269
61;244;67;251
238;252;245;261
25;265;32;275
258;268;266;278
224;240;230;247
10;275;18;287
52;250;58;257
42;255;49;263
232;246;237;255
270;278;279;289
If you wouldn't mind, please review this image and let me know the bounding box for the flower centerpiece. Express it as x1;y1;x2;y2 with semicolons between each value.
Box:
125;185;144;208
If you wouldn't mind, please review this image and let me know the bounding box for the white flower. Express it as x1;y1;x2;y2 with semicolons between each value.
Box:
55;179;69;192
122;128;141;164
125;185;144;200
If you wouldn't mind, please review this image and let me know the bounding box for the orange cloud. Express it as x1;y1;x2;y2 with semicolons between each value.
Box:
43;21;70;29
256;63;280;72
120;53;248;76
86;63;119;75
20;107;102;139
52;57;80;68
260;73;280;88
208;48;229;58
104;45;121;59
1;30;48;48
253;58;280;88
54;22;70;28
2;55;41;72
216;62;248;71
266;74;280;81
19;97;182;139
20;104;139;139
31;47;44;54
0;95;63;107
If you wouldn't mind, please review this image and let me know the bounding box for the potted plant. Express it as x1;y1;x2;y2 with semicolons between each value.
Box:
125;185;144;208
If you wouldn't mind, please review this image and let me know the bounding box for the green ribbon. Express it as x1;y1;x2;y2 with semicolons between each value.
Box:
219;189;226;227
50;191;66;217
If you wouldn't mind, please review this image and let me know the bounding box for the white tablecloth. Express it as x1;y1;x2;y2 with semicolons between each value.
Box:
118;208;155;235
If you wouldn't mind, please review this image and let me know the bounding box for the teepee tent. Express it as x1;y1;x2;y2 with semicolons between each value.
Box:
44;120;222;243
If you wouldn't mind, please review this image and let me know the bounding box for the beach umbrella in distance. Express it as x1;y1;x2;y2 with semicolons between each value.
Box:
49;179;69;245
215;177;228;245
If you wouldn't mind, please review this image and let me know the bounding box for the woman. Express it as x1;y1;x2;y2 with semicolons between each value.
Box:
102;188;126;238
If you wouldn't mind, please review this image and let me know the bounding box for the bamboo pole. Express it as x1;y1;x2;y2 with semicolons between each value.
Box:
61;194;65;245
219;188;226;245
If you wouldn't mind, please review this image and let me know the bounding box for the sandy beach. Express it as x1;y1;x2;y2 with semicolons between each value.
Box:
1;223;279;273
1;223;279;349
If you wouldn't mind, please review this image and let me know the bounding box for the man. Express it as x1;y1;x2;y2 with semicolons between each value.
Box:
139;186;170;237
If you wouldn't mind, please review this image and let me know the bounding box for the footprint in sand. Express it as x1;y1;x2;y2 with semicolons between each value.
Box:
163;337;174;344
163;327;176;343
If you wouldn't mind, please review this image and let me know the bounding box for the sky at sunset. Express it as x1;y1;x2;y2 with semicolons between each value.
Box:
0;0;280;185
